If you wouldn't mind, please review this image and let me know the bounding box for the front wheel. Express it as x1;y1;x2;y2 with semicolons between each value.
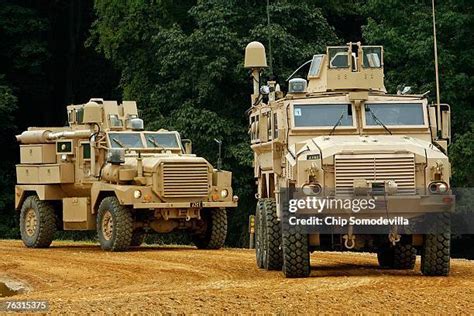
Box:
97;196;133;251
192;208;227;249
282;224;310;278
421;213;451;276
20;195;56;248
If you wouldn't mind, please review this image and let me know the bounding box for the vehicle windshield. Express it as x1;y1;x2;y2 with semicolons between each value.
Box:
144;132;180;149
365;103;425;126
293;104;353;127
108;132;144;148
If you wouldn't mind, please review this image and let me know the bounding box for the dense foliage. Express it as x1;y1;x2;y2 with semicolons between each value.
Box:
0;0;472;252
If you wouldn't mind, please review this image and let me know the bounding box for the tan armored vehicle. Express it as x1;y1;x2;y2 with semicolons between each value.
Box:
15;98;237;251
244;42;454;277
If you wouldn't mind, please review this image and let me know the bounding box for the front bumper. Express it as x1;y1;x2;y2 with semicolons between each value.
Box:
133;201;238;209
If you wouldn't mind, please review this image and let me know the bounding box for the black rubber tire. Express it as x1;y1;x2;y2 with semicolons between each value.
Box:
393;244;416;269
377;243;416;269
20;195;56;248
377;246;394;268
255;199;266;268
282;220;310;278
421;213;451;276
130;229;145;247
263;199;283;270
192;208;227;249
97;196;133;251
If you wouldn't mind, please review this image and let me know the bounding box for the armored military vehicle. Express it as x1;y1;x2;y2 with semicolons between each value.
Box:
15;98;237;251
244;42;454;277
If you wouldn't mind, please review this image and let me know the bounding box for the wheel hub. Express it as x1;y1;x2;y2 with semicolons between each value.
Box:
101;211;114;241
24;208;37;237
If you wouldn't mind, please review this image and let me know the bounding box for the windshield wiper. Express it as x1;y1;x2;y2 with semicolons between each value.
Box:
147;137;164;150
366;106;392;135
112;138;125;148
329;112;345;136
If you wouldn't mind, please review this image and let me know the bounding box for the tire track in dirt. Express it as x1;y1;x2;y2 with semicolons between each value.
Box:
0;240;473;314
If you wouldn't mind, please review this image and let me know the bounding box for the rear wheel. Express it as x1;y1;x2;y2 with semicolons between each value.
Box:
255;199;266;268
130;229;146;247
192;208;227;249
421;213;450;276
263;199;282;270
20;195;56;248
97;196;133;251
377;243;416;270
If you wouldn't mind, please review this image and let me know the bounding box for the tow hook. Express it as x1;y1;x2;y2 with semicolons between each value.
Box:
389;228;401;246
343;225;355;249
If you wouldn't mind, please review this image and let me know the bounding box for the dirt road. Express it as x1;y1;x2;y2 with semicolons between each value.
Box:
0;240;473;314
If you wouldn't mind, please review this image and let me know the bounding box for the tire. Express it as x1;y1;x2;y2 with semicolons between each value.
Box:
20;195;56;248
377;244;416;270
130;229;145;247
255;199;266;268
393;244;416;269
97;196;133;251
263;199;282;270
282;218;310;278
192;208;227;249
421;213;450;276
377;246;394;268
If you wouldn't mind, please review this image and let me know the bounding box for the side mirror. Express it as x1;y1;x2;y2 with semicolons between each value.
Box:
182;139;192;154
106;148;125;165
440;104;451;143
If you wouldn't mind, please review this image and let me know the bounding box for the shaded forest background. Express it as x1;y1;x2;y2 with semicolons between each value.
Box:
0;0;472;255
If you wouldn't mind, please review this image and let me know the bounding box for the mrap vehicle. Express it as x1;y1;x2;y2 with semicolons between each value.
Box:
244;41;454;277
15;99;237;251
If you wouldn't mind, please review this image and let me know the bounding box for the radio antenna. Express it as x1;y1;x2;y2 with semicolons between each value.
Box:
266;0;273;74
432;0;441;136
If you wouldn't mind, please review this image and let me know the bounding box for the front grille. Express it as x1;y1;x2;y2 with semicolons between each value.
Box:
162;162;210;198
335;154;416;195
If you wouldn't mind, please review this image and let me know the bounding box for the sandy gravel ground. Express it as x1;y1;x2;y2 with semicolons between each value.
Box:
0;240;473;314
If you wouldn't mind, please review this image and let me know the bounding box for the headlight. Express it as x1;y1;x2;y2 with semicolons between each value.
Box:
428;182;449;194
220;189;229;198
302;183;322;195
133;190;142;199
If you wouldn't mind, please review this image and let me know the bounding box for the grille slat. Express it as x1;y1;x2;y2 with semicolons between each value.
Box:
335;154;416;196
162;162;210;198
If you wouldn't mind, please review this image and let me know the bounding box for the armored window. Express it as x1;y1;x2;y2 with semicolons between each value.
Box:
144;133;180;149
308;55;324;77
108;114;123;128
67;110;75;124
108;133;144;148
81;143;91;159
76;108;84;124
362;47;382;68
293;104;353;127
364;103;424;126
273;112;278;139
267;114;272;140
328;47;349;68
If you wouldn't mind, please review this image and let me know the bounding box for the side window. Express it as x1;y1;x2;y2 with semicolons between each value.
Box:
267;114;272;141
81;143;91;160
250;114;260;143
273;112;279;139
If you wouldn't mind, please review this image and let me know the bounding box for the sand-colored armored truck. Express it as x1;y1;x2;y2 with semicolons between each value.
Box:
15;98;237;251
244;42;454;277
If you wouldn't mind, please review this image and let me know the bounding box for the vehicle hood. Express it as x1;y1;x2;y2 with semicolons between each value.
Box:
287;135;447;164
122;154;210;173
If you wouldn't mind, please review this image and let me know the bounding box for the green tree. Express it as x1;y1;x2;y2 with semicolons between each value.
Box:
362;0;474;134
90;0;338;245
0;76;18;238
